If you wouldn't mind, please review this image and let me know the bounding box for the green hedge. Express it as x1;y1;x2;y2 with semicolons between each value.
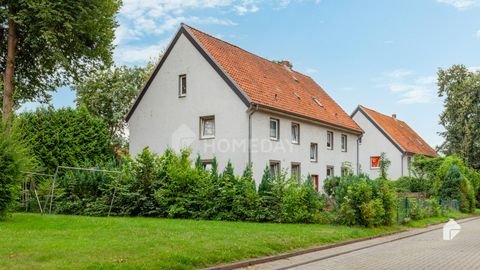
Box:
14;107;114;174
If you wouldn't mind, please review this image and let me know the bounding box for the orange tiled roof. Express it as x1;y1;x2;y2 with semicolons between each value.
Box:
184;25;363;133
359;106;437;157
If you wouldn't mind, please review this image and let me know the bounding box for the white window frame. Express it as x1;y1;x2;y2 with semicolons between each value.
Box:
370;156;381;169
200;116;215;139
270;160;281;178
326;166;334;179
291;163;301;182
341;134;347;152
291;123;300;144
310;143;318;162
179;74;187;97
270;118;280;141
327;131;334;150
202;160;213;171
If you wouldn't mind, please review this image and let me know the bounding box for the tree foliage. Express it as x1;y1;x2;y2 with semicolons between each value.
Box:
0;126;34;219
13;107;114;173
0;0;120;122
438;65;480;169
73;65;153;144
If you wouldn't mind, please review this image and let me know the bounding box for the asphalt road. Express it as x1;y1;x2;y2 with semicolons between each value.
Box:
242;217;480;270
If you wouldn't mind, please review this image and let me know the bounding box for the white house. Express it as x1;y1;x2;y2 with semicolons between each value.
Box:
126;24;364;191
351;105;438;180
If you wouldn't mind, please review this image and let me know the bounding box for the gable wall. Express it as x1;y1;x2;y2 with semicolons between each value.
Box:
353;110;404;179
127;33;250;176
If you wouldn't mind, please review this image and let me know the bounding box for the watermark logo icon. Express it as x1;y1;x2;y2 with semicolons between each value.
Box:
443;219;461;241
171;124;196;150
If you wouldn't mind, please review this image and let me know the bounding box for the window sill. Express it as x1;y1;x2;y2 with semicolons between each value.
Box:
200;136;215;140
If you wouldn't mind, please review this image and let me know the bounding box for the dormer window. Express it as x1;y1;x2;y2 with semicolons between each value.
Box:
179;74;187;97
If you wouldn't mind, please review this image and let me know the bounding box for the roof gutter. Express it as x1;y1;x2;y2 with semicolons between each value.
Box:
255;104;364;136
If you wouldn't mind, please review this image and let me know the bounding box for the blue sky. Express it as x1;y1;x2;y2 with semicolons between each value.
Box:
26;0;480;147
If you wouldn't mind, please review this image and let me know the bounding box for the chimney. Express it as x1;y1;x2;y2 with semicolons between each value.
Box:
279;60;293;70
392;114;397;119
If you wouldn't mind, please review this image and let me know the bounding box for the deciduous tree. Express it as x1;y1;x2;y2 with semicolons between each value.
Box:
438;65;480;169
0;0;120;126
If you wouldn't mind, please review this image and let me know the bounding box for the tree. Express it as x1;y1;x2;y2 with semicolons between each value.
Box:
0;126;33;219
0;0;120;126
438;65;480;169
13;106;113;173
73;65;153;144
379;152;391;180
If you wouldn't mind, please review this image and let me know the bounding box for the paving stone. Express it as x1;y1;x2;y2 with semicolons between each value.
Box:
239;217;480;270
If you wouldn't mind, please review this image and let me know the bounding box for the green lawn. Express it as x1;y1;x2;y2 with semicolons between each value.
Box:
0;213;476;270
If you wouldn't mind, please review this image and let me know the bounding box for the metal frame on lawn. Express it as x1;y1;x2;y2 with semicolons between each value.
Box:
21;172;53;214
23;166;121;217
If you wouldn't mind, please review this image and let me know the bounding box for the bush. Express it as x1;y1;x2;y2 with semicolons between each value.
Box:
326;175;397;227
14;106;114;174
0;128;34;219
395;176;432;193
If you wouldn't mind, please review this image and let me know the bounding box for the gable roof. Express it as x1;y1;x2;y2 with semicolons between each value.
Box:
353;105;438;157
126;24;363;134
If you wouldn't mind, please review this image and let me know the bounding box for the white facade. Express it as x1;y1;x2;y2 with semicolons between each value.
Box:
128;31;361;188
352;109;412;180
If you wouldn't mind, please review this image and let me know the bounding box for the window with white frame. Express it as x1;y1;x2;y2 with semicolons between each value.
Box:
371;156;381;169
202;160;213;171
270;161;281;178
179;74;187;97
327;131;334;150
341;167;349;177
200;116;215;139
310;143;318;162
291;123;300;144
291;163;301;182
326;166;334;179
341;134;347;152
270;118;279;140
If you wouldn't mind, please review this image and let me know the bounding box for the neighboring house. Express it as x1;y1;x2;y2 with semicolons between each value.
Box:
126;24;364;190
351;105;438;180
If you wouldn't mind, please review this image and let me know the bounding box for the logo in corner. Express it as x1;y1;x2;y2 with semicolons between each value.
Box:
443;219;461;241
170;124;196;150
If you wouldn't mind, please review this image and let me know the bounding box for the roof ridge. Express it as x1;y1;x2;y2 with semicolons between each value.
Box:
183;23;309;78
359;105;400;121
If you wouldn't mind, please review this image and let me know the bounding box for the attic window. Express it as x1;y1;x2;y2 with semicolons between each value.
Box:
312;97;324;107
292;75;299;82
416;139;424;145
294;92;301;100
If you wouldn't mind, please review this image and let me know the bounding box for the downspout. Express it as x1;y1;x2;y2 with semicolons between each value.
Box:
357;136;362;175
248;104;259;165
401;152;405;177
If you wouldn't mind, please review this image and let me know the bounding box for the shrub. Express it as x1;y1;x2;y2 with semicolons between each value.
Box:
0;128;34;219
14;106;114;174
327;175;397;227
395;176;432;193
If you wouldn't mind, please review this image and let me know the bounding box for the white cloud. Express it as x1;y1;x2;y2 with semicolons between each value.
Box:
376;70;438;104
468;66;480;72
305;68;319;74
114;0;246;64
114;40;169;65
476;29;480;38
436;0;480;10
389;83;435;104
383;69;413;79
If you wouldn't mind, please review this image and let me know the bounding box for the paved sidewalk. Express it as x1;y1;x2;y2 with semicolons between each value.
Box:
238;217;480;270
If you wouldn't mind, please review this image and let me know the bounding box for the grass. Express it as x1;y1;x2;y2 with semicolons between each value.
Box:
0;212;478;270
